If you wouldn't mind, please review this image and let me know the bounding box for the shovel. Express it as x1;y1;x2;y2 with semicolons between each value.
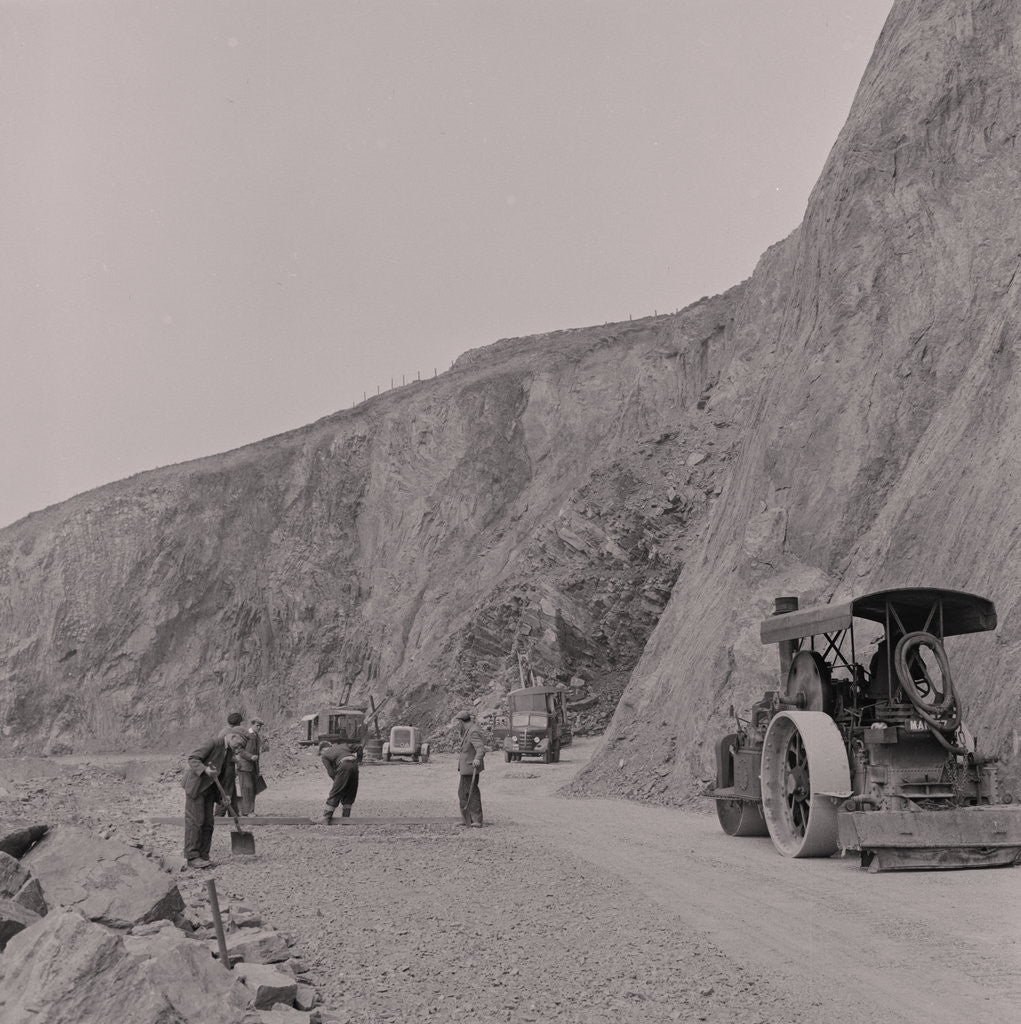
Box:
213;776;256;856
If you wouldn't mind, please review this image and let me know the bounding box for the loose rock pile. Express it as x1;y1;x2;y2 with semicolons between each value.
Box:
0;822;344;1024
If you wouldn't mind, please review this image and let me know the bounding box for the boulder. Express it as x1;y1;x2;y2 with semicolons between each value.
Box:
0;910;186;1023
122;919;189;952
129;917;182;938
0;849;48;915
229;903;263;929
255;1008;312;1023
127;924;252;1022
0;823;49;859
24;825;184;928
0;897;41;950
234;961;298;1009
225;926;291;963
293;983;318;1010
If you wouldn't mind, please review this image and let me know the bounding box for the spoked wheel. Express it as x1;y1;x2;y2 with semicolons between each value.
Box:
715;799;768;837
760;711;850;858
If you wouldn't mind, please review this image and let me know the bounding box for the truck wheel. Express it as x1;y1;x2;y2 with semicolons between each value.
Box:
420;744;430;763
542;750;552;764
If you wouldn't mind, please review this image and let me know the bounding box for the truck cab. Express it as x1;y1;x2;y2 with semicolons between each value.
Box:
502;686;573;763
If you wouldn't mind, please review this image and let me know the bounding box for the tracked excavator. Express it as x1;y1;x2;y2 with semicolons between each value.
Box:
713;588;1021;871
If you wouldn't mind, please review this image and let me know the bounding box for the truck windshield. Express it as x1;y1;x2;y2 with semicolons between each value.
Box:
511;693;550;712
512;712;550;729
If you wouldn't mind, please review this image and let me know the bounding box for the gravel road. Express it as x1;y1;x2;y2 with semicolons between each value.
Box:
3;737;1019;1024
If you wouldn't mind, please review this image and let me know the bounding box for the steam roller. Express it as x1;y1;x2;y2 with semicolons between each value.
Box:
712;589;1021;871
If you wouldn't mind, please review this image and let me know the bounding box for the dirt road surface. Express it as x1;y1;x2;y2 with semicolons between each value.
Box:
3;737;1019;1023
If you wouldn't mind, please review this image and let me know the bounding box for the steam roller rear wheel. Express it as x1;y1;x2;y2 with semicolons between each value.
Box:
760;711;850;858
715;799;769;837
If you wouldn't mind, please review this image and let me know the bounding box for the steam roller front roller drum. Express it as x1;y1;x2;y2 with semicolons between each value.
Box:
760;711;851;858
716;798;769;837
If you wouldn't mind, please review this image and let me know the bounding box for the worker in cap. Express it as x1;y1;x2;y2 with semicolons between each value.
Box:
319;738;360;824
236;717;265;815
451;710;486;827
182;731;248;868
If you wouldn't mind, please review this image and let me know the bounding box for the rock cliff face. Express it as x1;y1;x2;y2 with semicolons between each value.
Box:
2;0;1019;795
575;0;1021;799
0;292;742;753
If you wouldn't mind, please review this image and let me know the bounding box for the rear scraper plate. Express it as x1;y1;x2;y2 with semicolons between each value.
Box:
837;805;1021;872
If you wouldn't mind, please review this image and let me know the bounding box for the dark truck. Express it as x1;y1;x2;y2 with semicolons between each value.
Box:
497;686;573;763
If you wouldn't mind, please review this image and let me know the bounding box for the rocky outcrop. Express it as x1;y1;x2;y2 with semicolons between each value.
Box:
0;287;738;753
574;0;1021;798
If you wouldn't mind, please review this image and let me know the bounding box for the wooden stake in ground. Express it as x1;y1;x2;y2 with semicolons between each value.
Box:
206;878;231;970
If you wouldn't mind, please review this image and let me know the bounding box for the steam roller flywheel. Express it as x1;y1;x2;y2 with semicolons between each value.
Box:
785;650;836;715
760;711;850;858
716;798;769;837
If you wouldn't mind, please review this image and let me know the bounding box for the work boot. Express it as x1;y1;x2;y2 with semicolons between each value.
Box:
321;805;335;826
341;805;352;818
187;858;214;869
470;822;483;829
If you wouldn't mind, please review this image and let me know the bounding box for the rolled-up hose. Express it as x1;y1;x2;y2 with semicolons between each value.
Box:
924;722;970;757
894;631;960;733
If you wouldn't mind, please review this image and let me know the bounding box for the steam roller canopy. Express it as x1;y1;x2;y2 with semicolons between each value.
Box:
760;711;850;858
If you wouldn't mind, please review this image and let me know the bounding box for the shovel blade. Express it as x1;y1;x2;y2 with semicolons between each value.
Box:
230;830;256;856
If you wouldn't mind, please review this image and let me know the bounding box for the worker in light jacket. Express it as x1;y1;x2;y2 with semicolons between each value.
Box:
453;710;486;828
182;732;248;868
236;717;264;815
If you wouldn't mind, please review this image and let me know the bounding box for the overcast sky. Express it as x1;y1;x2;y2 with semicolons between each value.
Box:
1;0;893;528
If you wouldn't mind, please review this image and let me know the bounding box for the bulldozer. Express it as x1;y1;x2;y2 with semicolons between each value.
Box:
713;588;1021;871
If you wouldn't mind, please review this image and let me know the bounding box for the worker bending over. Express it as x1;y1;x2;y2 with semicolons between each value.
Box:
319;739;360;824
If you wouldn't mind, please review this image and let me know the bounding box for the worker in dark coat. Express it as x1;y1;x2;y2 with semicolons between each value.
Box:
215;712;245;816
453;710;486;827
319;739;360;824
182;732;248;868
236;717;264;815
